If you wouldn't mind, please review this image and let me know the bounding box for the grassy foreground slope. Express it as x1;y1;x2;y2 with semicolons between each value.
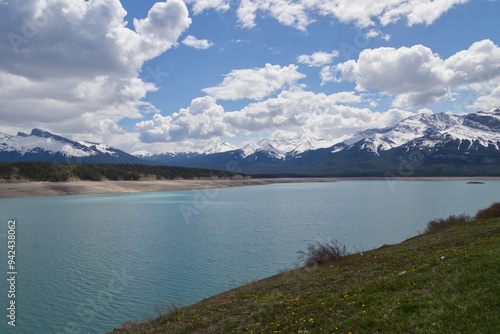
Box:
110;205;500;334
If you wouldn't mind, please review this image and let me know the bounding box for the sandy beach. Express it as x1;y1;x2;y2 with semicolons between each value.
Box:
1;176;499;198
0;178;336;198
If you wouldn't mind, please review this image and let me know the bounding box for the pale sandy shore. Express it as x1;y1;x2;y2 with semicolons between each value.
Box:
1;176;498;199
0;178;332;198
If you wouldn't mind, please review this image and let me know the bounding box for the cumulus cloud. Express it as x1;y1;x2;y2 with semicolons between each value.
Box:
297;51;339;67
0;0;191;141
182;35;214;49
445;39;500;87
135;88;413;148
365;29;391;41
237;0;470;31
337;45;447;94
305;106;413;140
378;0;469;26
135;96;228;142
468;84;500;110
202;63;305;100
238;0;313;31
134;0;191;53
335;39;500;109
224;89;375;136
185;0;230;15
320;66;337;86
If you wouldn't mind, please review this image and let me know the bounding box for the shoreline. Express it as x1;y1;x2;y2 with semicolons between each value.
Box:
1;176;499;198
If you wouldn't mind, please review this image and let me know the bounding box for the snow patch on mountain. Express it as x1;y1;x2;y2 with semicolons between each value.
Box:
77;141;118;157
134;139;237;157
332;110;500;156
0;129;127;159
240;137;339;159
131;150;156;158
200;139;237;154
137;109;500;161
0;130;91;157
3;109;498;166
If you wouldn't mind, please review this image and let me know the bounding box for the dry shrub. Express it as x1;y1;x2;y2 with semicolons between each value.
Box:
475;202;500;220
297;240;349;267
424;214;472;234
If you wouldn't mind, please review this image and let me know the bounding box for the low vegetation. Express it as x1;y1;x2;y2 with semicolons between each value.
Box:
424;202;500;233
423;214;472;233
475;202;500;220
108;202;500;334
0;161;245;182
297;240;349;267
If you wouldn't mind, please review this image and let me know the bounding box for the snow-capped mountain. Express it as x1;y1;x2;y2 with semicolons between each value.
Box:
138;108;500;176
136;137;340;165
0;129;142;163
2;109;499;176
330;109;500;156
240;137;339;159
200;139;237;154
133;139;237;163
136;139;236;158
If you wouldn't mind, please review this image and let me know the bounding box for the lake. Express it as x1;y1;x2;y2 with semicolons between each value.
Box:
1;180;499;333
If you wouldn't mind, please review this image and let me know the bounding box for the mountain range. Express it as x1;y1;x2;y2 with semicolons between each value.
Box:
0;129;143;164
2;108;500;176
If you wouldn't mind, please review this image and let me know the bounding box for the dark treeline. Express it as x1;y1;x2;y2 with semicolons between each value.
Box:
0;162;245;182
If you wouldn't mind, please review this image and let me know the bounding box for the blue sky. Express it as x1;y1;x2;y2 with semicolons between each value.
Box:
1;0;499;153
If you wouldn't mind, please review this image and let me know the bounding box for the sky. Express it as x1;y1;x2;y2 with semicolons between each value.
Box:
1;0;500;154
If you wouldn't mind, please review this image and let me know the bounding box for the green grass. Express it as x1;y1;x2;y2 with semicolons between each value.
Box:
113;211;500;334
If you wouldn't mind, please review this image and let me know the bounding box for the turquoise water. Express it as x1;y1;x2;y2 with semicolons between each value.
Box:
0;180;499;333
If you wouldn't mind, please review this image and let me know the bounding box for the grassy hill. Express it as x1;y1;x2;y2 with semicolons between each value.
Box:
108;203;500;334
0;161;246;182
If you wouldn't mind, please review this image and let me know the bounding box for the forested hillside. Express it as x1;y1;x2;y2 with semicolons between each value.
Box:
0;162;246;182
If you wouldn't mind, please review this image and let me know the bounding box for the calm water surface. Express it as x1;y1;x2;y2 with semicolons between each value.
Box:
1;180;499;333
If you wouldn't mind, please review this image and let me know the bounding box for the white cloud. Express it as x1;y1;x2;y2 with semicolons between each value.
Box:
135;88;413;150
417;108;434;115
202;63;305;100
337;44;447;94
297;50;339;67
305;106;413;140
365;29;391;41
133;0;191;56
225;89;367;135
237;0;313;31
379;0;469;26
225;90;413;140
468;84;500;110
320;66;337;86
445;39;500;87
365;29;380;38
135;96;229;143
237;0;470;31
182;35;214;49
392;87;451;110
185;0;230;15
335;39;500;109
0;0;191;143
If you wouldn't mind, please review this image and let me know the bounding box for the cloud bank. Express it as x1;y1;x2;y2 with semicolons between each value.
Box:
0;0;496;154
237;0;470;31
332;39;500;108
0;0;191;144
202;64;306;101
135;88;413;148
